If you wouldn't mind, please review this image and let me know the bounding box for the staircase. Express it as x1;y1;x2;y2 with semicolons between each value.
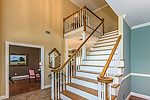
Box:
51;6;124;100
51;30;124;100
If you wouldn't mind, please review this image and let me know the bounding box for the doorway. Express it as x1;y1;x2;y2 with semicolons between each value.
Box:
5;41;44;98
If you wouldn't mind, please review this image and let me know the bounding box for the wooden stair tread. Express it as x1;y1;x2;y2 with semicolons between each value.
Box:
115;74;123;77
66;83;98;96
110;95;117;100
95;40;117;45
111;84;120;88
89;49;113;52
60;90;88;100
76;70;100;75
71;76;98;84
93;44;115;48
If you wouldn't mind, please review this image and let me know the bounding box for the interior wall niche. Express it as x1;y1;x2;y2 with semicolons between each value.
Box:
9;45;41;77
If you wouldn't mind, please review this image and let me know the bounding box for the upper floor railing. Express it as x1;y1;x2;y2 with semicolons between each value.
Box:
63;6;104;37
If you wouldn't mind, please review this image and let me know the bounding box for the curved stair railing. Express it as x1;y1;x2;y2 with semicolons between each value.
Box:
97;35;122;100
51;6;104;100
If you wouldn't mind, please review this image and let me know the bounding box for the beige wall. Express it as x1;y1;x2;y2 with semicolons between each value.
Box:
0;0;79;96
95;5;118;33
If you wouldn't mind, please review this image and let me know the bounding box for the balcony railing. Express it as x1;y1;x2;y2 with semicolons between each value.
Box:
63;6;104;37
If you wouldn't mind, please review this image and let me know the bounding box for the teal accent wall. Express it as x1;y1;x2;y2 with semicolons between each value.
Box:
117;20;131;100
131;25;150;96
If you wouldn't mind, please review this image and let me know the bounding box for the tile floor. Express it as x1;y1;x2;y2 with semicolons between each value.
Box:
5;88;50;100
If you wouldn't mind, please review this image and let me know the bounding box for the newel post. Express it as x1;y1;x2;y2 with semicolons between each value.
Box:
97;76;113;100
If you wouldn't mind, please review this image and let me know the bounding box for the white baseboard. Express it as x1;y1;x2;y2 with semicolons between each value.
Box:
131;92;150;99
125;93;131;100
0;95;6;100
43;84;51;89
12;75;29;80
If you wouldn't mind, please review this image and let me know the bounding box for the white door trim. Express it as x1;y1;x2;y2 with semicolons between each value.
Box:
5;41;45;98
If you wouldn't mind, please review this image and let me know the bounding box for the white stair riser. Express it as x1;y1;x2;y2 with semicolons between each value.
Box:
97;38;118;43
76;72;99;80
87;55;118;59
97;38;118;44
101;33;118;38
93;46;115;50
66;85;98;100
111;86;120;95
115;76;123;84
60;93;72;100
80;66;105;72
105;31;118;35
83;60;117;66
118;68;124;75
71;78;98;90
90;49;118;55
94;42;116;46
120;61;124;67
100;35;118;40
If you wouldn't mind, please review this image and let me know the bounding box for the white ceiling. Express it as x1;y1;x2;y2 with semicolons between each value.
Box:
70;0;107;11
105;0;150;26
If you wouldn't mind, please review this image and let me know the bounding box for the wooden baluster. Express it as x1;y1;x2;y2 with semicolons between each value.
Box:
84;7;86;31
102;18;105;35
105;83;108;100
79;10;80;27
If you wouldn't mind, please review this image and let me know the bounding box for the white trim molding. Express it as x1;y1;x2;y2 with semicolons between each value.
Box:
0;95;6;100
12;75;29;80
43;85;51;89
131;73;150;78
123;14;133;29
131;92;150;99
5;41;45;98
125;92;131;100
93;4;108;12
121;73;131;82
132;21;150;29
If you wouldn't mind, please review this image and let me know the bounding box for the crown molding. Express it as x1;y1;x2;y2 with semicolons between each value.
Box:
132;21;150;29
93;4;108;12
123;14;133;29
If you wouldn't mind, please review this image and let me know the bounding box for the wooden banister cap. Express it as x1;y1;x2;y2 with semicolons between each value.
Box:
97;76;113;83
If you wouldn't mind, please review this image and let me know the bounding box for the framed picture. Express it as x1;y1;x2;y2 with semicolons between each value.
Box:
9;54;27;66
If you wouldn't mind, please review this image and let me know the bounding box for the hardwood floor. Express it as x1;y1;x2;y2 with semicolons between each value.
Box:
9;78;41;97
130;95;148;100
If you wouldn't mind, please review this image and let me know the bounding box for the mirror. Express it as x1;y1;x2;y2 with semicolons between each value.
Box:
48;48;61;69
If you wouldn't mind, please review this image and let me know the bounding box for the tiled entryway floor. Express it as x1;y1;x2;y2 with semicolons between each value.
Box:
5;88;50;100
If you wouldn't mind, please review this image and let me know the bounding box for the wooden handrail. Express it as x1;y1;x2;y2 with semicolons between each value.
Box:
52;21;104;72
100;35;122;78
64;6;85;20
